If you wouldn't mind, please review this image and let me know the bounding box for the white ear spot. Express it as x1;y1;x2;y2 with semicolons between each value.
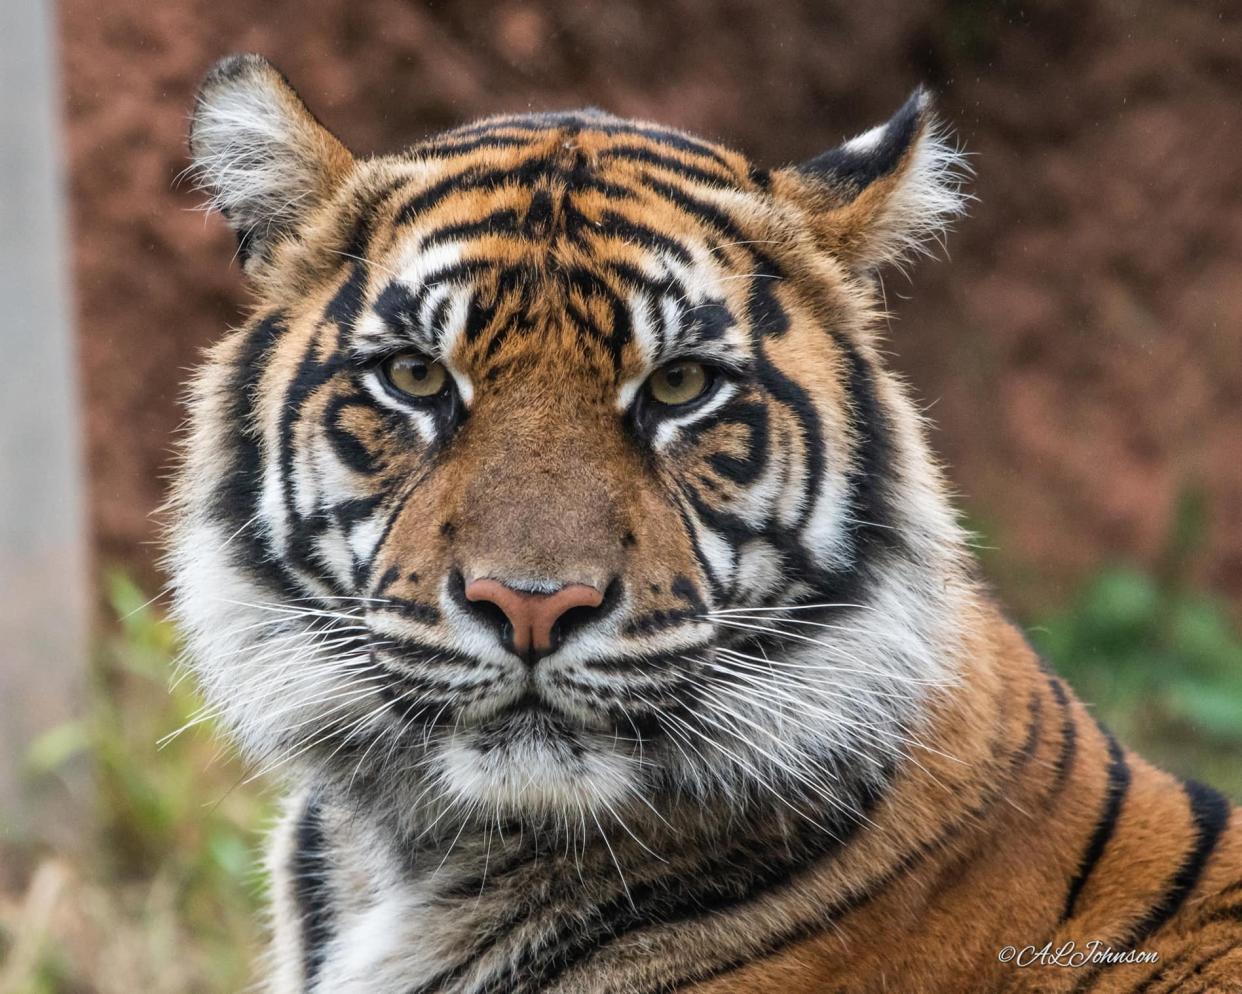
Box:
840;120;887;155
187;54;352;262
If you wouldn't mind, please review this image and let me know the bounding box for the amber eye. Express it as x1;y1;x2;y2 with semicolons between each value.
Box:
382;352;448;399
646;361;711;406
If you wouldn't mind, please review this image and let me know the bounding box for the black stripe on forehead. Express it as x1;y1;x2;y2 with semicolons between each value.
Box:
397;122;751;232
679;299;736;348
429;110;744;175
637;287;743;363
596;144;736;188
367;257;743;373
455;263;636;367
396;159;635;227
366;136;768;368
419;207;521;251
368;278;467;353
594;211;695;266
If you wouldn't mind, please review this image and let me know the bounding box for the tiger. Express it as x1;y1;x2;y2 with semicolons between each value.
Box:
167;53;1242;994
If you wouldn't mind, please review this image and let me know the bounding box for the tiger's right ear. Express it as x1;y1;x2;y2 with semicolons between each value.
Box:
771;89;969;274
188;54;354;270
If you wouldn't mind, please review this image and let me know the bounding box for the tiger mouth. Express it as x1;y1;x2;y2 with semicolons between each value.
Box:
369;643;705;738
470;693;586;739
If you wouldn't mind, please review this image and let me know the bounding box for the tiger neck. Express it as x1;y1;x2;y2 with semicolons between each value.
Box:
311;598;1078;993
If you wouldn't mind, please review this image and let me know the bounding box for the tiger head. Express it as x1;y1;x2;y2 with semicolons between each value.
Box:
170;54;974;831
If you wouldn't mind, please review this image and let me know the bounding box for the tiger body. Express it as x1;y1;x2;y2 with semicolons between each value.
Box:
169;55;1242;993
267;623;1242;994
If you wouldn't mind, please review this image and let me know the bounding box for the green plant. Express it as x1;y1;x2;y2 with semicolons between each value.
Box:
15;572;271;993
1032;565;1242;800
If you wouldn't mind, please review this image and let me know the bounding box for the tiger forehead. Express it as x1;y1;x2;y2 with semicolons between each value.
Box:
409;110;761;185
354;114;768;378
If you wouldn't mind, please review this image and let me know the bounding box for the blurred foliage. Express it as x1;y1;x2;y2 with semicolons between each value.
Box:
1030;491;1242;800
1032;566;1242;800
6;571;268;994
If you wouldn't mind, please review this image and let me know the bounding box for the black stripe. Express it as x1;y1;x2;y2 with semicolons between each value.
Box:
1127;781;1231;942
378;597;441;625
211;313;303;600
430;113;587;140
291;796;334;989
1062;732;1130;921
419;207;521;250
745;256;788;337
411;133;542;160
640;175;752;244
589;210;696;266
1203;901;1242;926
705;402;769;486
397;165;489;223
396;160;635;227
598;144;736;188
435;112;740;172
324;393;386;475
1128;950;1188;994
833;333;901;556
667;490;728;603
594;121;738;171
639;697;1049;994
1046;676;1077;800
752;347;824;531
1016;689;1044;768
1131;935;1242;994
686;299;735;344
362;468;435;599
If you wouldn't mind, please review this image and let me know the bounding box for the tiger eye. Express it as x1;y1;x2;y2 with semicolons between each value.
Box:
647;361;710;406
382;352;448;398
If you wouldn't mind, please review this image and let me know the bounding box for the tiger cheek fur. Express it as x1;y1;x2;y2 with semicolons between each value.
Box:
168;53;1242;994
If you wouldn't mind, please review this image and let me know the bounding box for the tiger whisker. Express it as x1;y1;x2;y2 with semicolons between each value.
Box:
715;641;950;688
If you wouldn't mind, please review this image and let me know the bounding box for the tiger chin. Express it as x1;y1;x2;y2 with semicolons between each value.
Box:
166;53;1242;994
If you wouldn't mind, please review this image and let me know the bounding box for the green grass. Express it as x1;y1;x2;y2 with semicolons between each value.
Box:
5;553;1241;991
7;572;269;994
1031;565;1242;801
1025;491;1242;800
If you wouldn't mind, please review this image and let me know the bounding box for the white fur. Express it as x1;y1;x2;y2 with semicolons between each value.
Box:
190;73;326;237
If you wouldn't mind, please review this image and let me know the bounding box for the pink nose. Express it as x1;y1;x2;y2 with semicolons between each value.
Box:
464;578;605;658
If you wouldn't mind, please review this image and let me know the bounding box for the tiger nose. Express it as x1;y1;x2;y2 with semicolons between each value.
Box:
464;578;605;662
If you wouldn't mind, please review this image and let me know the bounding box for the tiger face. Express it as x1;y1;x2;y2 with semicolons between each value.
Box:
170;55;972;828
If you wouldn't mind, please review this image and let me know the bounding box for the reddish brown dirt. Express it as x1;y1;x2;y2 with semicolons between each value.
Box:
59;0;1242;615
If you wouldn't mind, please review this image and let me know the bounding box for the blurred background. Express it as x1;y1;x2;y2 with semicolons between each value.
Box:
1;0;1240;990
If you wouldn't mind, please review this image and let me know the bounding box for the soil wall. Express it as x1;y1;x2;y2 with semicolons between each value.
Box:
60;0;1242;614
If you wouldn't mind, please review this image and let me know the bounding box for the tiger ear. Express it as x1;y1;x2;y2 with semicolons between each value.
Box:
188;54;354;270
773;88;969;273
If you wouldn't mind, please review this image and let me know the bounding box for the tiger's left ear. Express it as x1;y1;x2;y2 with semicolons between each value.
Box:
188;54;354;272
772;88;969;272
